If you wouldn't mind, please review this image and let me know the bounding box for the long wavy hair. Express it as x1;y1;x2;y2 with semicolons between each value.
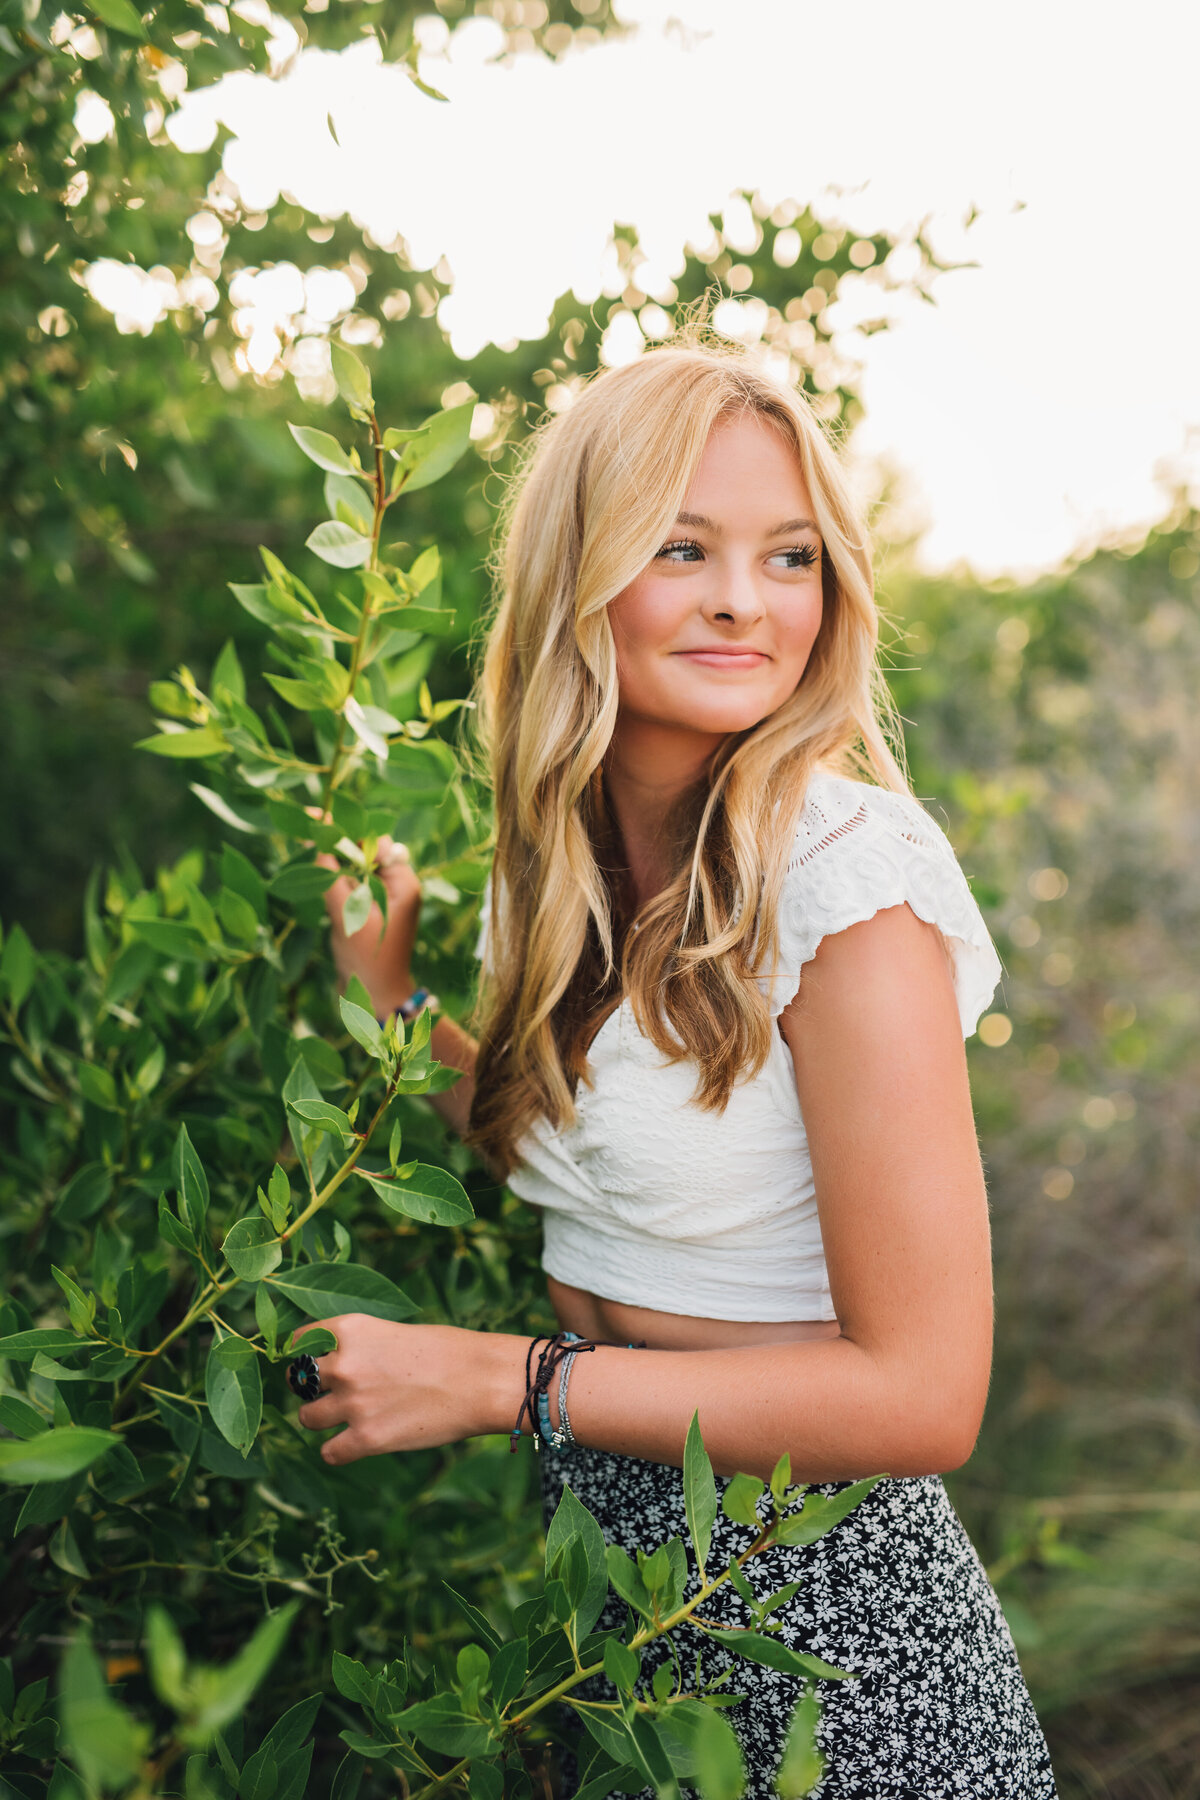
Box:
465;333;909;1178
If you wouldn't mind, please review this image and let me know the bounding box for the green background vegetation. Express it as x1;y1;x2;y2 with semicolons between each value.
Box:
3;3;1198;1796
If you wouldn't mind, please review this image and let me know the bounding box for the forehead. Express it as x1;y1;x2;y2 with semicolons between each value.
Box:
683;411;812;516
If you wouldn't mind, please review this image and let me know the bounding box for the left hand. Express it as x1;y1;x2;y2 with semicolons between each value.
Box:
290;1314;523;1466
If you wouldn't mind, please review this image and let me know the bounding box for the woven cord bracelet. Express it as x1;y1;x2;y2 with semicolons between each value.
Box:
510;1331;645;1452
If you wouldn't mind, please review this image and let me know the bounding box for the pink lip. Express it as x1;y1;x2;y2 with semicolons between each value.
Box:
675;648;769;669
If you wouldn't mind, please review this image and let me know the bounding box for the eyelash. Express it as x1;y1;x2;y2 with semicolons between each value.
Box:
656;537;820;570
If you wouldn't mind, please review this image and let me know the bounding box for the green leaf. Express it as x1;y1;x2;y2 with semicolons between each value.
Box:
605;1544;654;1619
773;1479;881;1548
0;923;35;1007
223;1217;282;1282
212;637;246;703
331;1751;366;1800
268;1162;291;1223
684;1411;718;1580
385;604;457;637
381;425;428;451
172;1124;210;1235
218;887;260;944
255;1283;280;1354
285;1097;356;1142
391;1695;494;1759
603;1637;640;1695
325;472;373;533
489;1636;527;1710
575;1707;642;1774
306;521;372;569
342;881;373;937
339;994;387;1059
545;1486;609;1637
775;1687;824;1798
721;1471;765;1527
49;1516;90;1578
145;1605;188;1709
356;1163;473;1226
127;917;210;961
331;343;372;414
287;1326;337;1358
468;1763;503;1800
137;727;228;758
263;673;331;712
288;423;357;474
270;862;339;903
88;0;147;39
183;1601;301;1745
229;581;307;627
725;1560;757;1609
220;845;268;921
51;1265;95;1336
770;1450;792;1501
389;401;475;495
456;1642;490;1688
442;1583;502;1649
205;1338;263;1458
58;1635;148;1792
77;1062;120;1111
703;1629;854;1681
657;1700;745;1800
191;784;266;835
0;1428;120;1485
331;1651;377;1709
266;1263;416;1324
0;1329;92;1363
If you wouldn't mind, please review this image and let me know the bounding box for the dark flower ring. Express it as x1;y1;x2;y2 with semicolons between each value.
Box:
287;1352;323;1403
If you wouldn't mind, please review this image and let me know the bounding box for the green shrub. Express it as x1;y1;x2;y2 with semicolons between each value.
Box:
0;351;871;1799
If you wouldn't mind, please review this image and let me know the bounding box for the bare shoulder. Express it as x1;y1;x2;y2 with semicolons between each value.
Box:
778;897;963;1053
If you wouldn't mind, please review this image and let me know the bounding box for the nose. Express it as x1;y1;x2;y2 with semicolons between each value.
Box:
700;557;765;630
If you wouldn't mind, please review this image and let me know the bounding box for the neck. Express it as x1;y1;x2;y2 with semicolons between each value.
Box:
602;716;723;907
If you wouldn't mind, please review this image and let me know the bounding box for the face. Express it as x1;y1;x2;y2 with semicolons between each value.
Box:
607;411;825;751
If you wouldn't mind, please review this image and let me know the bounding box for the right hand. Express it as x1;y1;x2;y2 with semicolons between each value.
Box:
316;829;423;1019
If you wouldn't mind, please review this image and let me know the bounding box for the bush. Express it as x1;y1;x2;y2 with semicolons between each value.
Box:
0;350;871;1799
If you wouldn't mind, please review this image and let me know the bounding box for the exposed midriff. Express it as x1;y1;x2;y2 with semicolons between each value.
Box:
546;1274;842;1352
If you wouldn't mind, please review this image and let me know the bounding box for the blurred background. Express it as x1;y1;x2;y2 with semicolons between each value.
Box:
3;1;1198;1793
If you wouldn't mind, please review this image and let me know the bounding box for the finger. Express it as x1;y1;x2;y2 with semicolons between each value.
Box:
320;1425;364;1466
297;1395;348;1431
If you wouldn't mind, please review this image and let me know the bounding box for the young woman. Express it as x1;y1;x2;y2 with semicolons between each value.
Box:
297;340;1057;1797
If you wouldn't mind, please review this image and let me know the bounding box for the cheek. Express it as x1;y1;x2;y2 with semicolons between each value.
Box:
608;581;681;685
779;591;824;666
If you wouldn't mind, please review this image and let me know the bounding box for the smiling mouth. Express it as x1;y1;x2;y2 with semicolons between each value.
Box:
675;649;769;667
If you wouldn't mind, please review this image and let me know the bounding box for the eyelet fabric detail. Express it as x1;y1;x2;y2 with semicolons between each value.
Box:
478;772;1004;1323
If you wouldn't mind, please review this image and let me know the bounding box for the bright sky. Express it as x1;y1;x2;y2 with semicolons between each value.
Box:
89;0;1200;577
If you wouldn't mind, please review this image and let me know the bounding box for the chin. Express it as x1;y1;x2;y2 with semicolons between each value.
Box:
682;701;777;736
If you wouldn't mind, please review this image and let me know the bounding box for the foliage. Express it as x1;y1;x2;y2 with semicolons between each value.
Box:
881;513;1200;1792
0;355;878;1797
1;0;951;943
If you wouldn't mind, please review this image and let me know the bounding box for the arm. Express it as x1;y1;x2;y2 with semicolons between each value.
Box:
298;902;994;1483
550;901;993;1479
319;834;479;1139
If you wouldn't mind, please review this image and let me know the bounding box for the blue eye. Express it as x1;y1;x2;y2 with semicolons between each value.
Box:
769;544;820;571
656;538;704;562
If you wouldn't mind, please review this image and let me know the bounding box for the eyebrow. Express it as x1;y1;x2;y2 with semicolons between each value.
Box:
675;511;820;537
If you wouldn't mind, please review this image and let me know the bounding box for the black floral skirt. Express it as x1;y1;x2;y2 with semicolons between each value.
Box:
539;1441;1057;1800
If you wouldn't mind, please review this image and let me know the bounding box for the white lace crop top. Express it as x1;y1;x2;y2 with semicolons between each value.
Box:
475;772;1004;1323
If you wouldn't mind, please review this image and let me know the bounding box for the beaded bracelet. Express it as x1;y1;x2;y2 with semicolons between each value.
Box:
511;1330;644;1453
376;986;438;1029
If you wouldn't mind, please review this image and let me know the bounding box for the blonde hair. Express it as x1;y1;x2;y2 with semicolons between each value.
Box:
466;332;908;1177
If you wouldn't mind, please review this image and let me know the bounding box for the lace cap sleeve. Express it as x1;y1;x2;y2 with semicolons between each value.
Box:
759;772;1004;1038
